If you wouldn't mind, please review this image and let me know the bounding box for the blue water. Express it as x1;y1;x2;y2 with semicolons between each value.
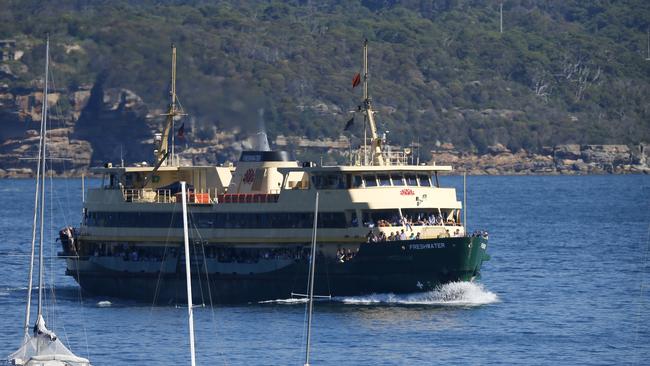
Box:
0;176;648;365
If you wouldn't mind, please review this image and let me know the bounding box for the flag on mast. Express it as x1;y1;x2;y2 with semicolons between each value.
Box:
344;116;354;131
177;122;185;139
352;73;361;88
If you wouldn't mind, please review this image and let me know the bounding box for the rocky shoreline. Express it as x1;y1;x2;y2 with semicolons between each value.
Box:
431;143;649;175
2;142;647;178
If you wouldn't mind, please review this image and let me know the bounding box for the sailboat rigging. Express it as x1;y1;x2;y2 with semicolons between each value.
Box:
7;36;91;366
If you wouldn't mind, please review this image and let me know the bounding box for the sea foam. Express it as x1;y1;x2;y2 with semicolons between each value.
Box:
258;282;498;306
335;282;499;306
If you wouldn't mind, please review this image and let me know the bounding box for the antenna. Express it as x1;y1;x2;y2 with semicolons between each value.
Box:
646;26;650;61
500;2;503;34
170;44;177;166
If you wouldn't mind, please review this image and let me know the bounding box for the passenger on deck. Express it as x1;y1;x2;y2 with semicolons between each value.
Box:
399;229;407;241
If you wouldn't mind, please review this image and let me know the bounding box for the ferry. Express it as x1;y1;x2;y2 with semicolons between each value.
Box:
59;42;490;303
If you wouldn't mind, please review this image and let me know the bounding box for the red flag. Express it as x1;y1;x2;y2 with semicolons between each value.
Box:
177;122;185;139
352;73;361;88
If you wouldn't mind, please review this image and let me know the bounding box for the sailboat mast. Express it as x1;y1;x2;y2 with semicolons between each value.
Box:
24;38;49;336
181;181;196;366
37;37;50;320
304;192;319;366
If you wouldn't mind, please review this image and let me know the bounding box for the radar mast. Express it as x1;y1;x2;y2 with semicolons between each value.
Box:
361;40;385;166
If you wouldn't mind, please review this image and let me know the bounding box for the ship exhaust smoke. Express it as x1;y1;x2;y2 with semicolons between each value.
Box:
253;108;271;151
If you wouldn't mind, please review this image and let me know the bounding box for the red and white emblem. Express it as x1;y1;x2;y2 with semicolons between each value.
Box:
243;169;255;184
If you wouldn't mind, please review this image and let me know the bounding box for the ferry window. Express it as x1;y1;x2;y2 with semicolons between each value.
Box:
363;175;377;187
352;175;363;188
377;174;391;186
390;174;404;186
325;174;344;189
405;174;417;186
310;175;323;189
418;174;431;187
85;211;350;229
311;174;345;189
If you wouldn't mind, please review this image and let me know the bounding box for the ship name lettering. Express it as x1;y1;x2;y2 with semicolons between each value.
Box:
409;243;445;250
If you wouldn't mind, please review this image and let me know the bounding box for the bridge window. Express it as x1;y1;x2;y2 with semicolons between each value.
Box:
390;174;404;186
352;175;363;188
363;175;377;187
377;174;391;186
311;174;345;189
405;174;417;186
418;174;431;187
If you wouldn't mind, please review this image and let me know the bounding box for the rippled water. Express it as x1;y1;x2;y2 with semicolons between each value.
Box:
0;176;648;365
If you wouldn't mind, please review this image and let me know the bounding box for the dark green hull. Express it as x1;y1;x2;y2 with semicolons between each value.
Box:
66;236;489;304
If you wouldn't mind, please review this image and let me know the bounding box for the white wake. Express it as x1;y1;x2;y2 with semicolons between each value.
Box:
335;282;499;306
258;282;498;306
258;298;309;304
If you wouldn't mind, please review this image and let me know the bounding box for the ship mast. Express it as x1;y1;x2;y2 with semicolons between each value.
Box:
361;40;385;166
156;44;180;167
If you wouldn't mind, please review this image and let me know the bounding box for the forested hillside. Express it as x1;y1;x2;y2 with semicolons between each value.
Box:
1;0;649;160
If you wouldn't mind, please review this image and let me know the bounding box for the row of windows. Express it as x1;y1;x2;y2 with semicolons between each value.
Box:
359;173;431;188
85;211;349;229
310;173;435;189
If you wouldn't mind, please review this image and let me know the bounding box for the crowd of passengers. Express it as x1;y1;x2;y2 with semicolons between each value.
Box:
336;248;358;263
88;244;316;264
366;228;488;243
366;229;421;242
204;247;308;263
363;213;458;228
471;230;489;239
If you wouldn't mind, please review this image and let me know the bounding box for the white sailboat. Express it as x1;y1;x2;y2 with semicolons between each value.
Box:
7;37;91;366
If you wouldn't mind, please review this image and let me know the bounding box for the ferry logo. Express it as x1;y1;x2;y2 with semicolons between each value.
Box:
243;169;255;184
400;188;415;196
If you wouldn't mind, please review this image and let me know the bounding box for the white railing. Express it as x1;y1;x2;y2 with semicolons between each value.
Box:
122;188;173;203
350;145;411;166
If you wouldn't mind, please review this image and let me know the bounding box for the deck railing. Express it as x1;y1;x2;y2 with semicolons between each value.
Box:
121;188;279;204
122;188;173;203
